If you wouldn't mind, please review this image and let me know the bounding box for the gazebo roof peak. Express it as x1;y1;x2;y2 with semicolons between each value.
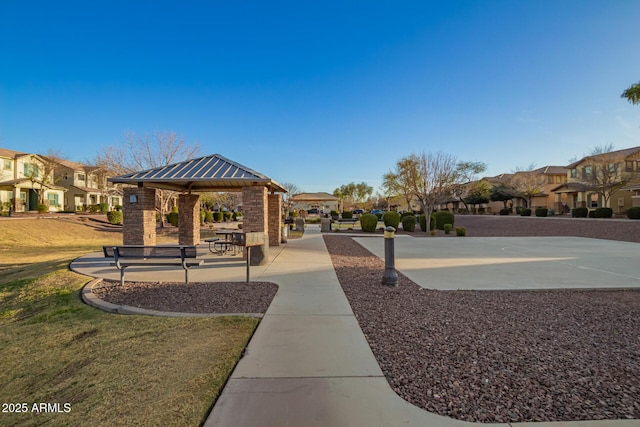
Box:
109;153;286;193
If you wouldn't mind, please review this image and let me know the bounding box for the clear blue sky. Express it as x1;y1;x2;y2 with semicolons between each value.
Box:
1;1;639;193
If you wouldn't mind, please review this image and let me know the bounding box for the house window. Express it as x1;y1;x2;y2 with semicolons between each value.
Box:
77;173;85;181
570;168;577;178
626;160;634;171
24;163;39;178
608;163;618;173
582;165;593;180
47;193;59;207
3;159;11;170
547;176;554;184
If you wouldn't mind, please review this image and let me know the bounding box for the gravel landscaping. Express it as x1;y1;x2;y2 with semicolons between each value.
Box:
92;280;278;314
323;217;640;423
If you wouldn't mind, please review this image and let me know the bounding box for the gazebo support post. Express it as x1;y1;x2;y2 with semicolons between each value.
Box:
123;187;157;245
242;186;269;265
268;193;281;247
179;193;200;246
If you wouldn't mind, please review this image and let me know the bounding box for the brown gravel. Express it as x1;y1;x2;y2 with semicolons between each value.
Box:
92;280;278;314
323;215;640;423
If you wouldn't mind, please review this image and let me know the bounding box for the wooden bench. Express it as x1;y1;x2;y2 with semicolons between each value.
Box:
103;245;203;286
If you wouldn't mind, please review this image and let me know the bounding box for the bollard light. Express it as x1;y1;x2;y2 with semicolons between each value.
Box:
382;226;398;286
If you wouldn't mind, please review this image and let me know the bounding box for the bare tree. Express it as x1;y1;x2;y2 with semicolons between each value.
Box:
94;130;200;226
581;146;634;208
387;152;459;232
450;161;487;212
510;170;546;208
280;182;300;214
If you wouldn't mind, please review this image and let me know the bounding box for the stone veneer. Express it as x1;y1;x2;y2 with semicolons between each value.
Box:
242;186;269;265
268;193;281;247
123;187;157;245
178;194;200;246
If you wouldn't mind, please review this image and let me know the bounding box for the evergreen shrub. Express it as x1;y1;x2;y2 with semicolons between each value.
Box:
107;211;123;225
382;211;401;229
594;207;613;218
456;226;466;236
214;212;224;222
573;207;588;218
401;215;416;232
499;208;510;215
443;223;453;234
627;207;640;219
520;208;532;216
342;211;353;219
535;208;548;217
204;211;213;223
167;207;179;227
432;211;455;230
360;214;377;232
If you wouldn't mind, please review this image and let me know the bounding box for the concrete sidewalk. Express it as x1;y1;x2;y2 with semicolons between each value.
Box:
204;226;484;427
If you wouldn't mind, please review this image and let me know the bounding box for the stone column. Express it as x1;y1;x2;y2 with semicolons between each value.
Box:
123;187;157;245
268;193;281;247
553;193;563;213
178;194;200;246
242;186;269;265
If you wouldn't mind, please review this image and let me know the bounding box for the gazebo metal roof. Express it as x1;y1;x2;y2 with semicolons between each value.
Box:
108;154;286;193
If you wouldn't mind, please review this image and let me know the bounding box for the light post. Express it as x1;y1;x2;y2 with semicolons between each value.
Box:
382;226;398;286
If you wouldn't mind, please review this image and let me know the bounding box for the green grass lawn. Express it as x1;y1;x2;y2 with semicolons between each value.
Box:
0;218;258;426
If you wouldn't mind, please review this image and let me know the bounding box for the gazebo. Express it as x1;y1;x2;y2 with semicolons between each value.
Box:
108;154;286;265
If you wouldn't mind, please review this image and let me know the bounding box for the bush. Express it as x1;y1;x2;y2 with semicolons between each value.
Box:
360;213;377;232
382;211;401;229
233;212;242;220
342;211;353;219
443;223;453;234
535;208;548;217
499;208;510;215
455;226;466;236
214;212;224;222
167;207;179;227
573;207;588;218
223;211;233;221
594;207;613;218
330;210;338;218
37;203;48;213
401;215;416;232
432;211;454;230
107;211;123;225
627;207;640;219
520;208;532;216
98;203;109;213
418;214;435;232
204;211;213;223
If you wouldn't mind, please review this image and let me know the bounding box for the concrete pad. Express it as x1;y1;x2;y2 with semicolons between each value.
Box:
354;236;640;290
205;377;507;427
232;314;383;378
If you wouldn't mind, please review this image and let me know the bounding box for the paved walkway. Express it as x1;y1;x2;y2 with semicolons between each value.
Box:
73;227;639;427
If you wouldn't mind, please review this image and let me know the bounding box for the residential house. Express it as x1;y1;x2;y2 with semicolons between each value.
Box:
290;192;339;214
47;157;122;211
511;166;568;211
0;148;66;212
551;146;640;214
